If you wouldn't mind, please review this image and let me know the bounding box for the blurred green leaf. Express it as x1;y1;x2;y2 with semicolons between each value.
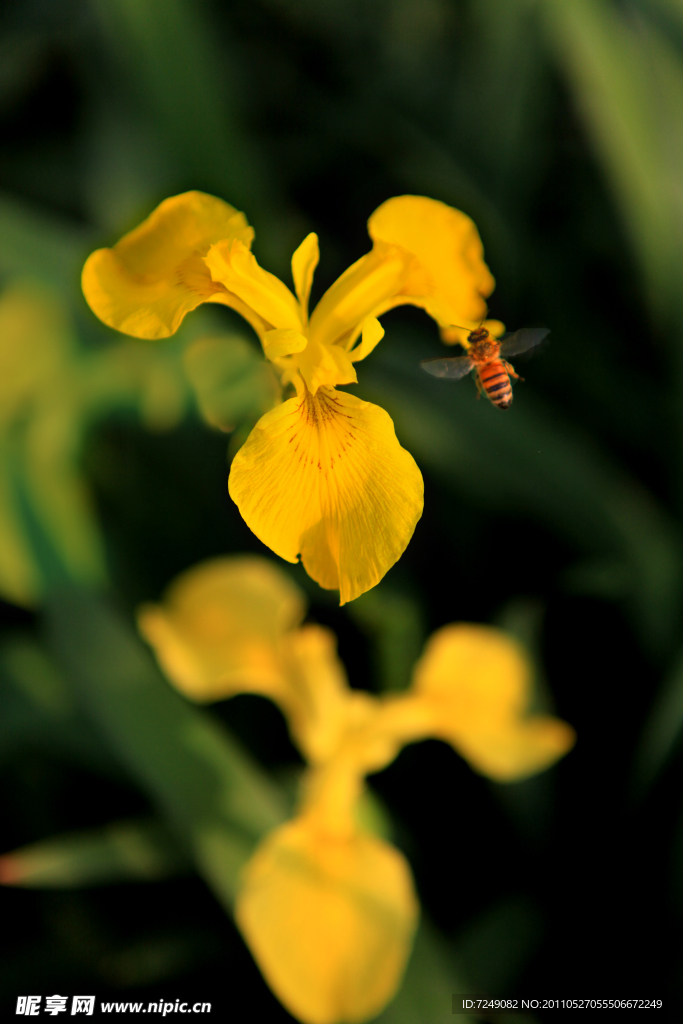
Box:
44;587;288;909
491;602;558;844
21;403;108;591
0;636;124;776
454;896;541;1019
561;557;632;601
542;0;683;316
0;192;94;294
362;333;682;657
374;920;476;1024
77;339;190;432
82;104;179;235
633;645;683;796
0;280;200;606
183;335;280;432
348;584;425;692
494;598;551;715
465;0;548;211
88;0;272;219
97;929;224;988
0;281;105;600
0;441;41;607
0;32;46;116
0;282;74;427
0;818;190;889
1;635;74;718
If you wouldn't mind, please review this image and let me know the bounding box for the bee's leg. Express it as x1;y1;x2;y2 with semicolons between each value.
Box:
503;360;524;382
474;373;484;399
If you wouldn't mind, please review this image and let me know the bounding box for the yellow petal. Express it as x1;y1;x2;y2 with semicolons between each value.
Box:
292;232;320;320
452;717;577;783
368;195;495;329
282;625;361;765
413;624;527;723
263;328;309;361
297;336;358;394
137;556;306;702
348;316;385;363
411;624;575;781
308;242;415;349
228;388;424;604
204;239;303;331
236;818;418;1024
81;191;254;339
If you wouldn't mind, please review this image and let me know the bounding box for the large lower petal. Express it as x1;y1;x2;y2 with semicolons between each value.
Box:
236;818;418;1024
82;191;254;339
228;388;424;604
368;195;495;329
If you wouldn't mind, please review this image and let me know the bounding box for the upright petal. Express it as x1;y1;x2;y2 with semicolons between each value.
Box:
292;232;320;321
82;191;254;339
368;195;495;329
228;388;424;604
137;556;306;702
348;316;384;364
236;818;418;1024
412;624;575;782
204;239;303;332
308;242;416;349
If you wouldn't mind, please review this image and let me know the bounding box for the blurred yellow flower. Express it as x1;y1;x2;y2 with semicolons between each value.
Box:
140;556;576;1024
83;192;496;603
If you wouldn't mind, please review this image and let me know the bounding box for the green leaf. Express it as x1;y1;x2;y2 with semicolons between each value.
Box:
183;335;279;432
1;635;75;718
0;818;190;889
44;587;289;909
0;441;41;606
88;0;272;218
374;921;476;1024
20;403;108;591
348;585;425;692
634;645;683;795
490;602;559;844
0;191;94;294
0;636;125;775
454;895;542;1010
542;0;683;316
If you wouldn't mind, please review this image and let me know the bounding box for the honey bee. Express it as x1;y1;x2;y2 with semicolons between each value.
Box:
421;326;549;409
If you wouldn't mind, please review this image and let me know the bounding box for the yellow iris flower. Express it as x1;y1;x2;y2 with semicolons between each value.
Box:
83;192;498;603
139;556;576;1024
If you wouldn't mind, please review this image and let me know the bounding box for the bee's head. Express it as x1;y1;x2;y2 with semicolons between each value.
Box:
468;326;489;343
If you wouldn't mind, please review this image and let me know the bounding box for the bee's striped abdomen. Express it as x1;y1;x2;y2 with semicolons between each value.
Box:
479;359;513;409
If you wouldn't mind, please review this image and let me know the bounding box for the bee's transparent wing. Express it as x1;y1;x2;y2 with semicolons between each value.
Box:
499;327;550;358
420;355;475;380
